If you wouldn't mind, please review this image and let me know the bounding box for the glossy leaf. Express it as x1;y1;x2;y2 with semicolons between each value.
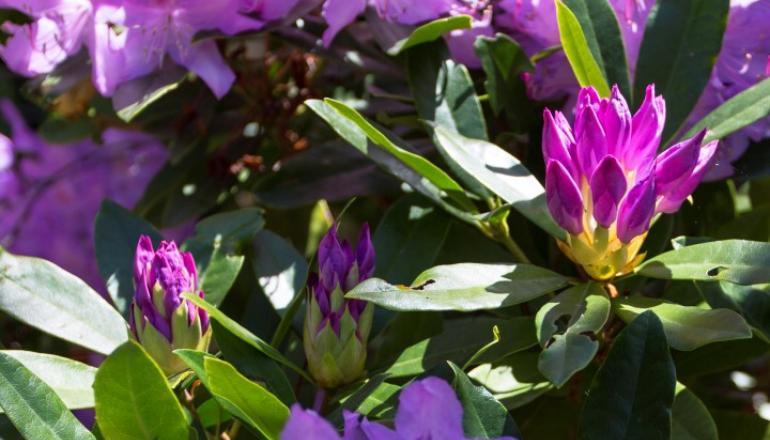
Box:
347;263;568;312
193;208;265;245
387;15;472;55
0;249;128;355
251;230;308;313
580;312;676;440
449;363;520;439
94;341;189;440
431;126;564;238
474;33;533;116
635;239;770;285
204;357;289;440
615;297;751;351
555;0;610;97
334;376;401;419
633;0;729;141
0;351;96;411
672;383;719;440
535;283;610;387
0;352;94;440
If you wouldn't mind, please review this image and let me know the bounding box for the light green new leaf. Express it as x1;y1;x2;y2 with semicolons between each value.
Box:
615;297;751;351
94;341;189;440
387;15;472;55
347;263;568;312
0;249;129;355
555;0;610;97
204;357;289;440
0;352;94;440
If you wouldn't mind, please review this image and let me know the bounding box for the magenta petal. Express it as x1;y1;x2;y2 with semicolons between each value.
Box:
656;139;719;214
169;40;235;99
542;109;577;177
616;176;655;243
355;223;375;281
282;405;341;440
575;105;607;177
600;85;632;156
576;86;601;111
546;160;585;235
322;0;366;47
625;84;665;173
394;378;466;440
590;156;627;228
654;129;707;197
134;235;155;284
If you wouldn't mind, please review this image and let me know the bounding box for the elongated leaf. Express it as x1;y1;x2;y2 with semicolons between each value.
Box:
673;383;719;440
1;351;96;411
555;0;610;97
182;293;312;382
633;0;729;141
387;15;472;55
685;77;770;142
474;33;534;117
94;200;162;318
193;208;265;244
449;363;520;439
635;239;770;285
306;99;478;224
252;230;308;313
198;251;244;306
94;341;189;440
0;249;128;355
0;352;94;440
334;376;401;419
673;335;770;377
431;126;564;238
204;357;289;440
580;312;676;440
615;297;751;351
696;281;770;339
536;283;610;387
347;263;567;312
468;363;552;411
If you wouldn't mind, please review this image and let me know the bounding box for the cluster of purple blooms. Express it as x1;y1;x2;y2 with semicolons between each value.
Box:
0;100;165;288
282;376;516;440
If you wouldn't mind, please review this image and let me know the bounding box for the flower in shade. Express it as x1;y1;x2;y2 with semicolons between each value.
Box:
130;236;211;375
544;85;718;280
281;377;517;440
303;224;375;388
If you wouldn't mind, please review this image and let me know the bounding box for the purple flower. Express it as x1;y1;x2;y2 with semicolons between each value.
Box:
304;225;375;388
130;235;211;374
281;377;517;440
545;85;717;280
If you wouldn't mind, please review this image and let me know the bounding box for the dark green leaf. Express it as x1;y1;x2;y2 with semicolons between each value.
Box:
555;0;610;97
696;281;770;339
94;341;189;440
449;363;520;439
711;410;770;440
251;230;308;313
94;200;163;318
580;312;676;440
387;15;472;55
672;383;718;440
347;263;568;312
193;208;265;245
0;249;128;355
331;376;400;422
0;352;94;440
633;0;729;141
474;33;534;116
673;334;770;377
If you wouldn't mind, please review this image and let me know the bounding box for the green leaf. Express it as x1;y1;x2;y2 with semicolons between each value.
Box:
685;77;770;143
334;376;401;419
562;0;631;98
193;208;265;245
474;33;534;116
181;293;312;382
347;263;567;312
94;341;189;440
696;281;770;339
673;334;770;377
373;194;452;284
203;357;289;440
635;239;770;285
94;200;163;318
251;230;308;313
468;362;552;410
535;283;610;387
0;351;96;411
377;316;536;378
555;0;610;97
305;99;478;224
0;249;128;355
211;320;295;405
615;297;751;351
431;125;564;239
633;0;729;141
114;67;185;122
580;311;676;440
198;250;244;307
387;15;472;55
449;363;520;439
0;352;94;440
672;383;719;440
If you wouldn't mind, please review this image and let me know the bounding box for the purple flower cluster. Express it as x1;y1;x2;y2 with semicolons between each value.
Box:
0;100;166;289
282;377;516;440
0;0;302;98
545;85;717;279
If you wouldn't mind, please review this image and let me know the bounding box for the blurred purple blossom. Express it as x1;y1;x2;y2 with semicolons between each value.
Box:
281;376;517;440
0;100;167;289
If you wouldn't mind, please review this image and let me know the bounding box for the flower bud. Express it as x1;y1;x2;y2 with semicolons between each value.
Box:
303;225;374;388
130;236;211;375
544;85;717;280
